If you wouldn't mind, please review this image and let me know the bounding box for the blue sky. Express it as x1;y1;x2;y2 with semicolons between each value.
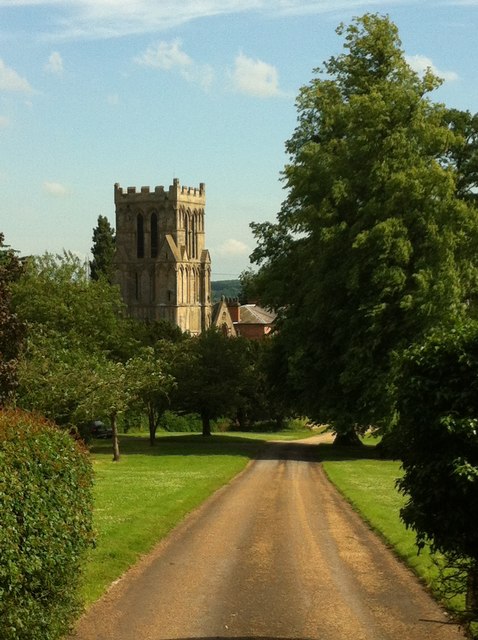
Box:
1;1;477;279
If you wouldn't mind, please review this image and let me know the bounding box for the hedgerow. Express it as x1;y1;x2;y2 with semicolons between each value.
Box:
0;408;94;640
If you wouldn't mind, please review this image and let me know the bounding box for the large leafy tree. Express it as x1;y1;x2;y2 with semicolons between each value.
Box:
90;215;116;283
0;234;24;405
249;14;478;439
396;322;478;621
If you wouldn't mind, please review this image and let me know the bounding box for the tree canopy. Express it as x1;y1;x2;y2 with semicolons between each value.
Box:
249;14;478;437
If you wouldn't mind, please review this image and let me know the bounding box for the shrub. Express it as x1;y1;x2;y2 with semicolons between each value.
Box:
0;408;94;640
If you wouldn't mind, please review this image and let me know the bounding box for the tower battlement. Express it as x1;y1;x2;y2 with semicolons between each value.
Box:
114;178;205;205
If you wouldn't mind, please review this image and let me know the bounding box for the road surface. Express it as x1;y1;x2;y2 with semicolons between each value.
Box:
71;437;467;640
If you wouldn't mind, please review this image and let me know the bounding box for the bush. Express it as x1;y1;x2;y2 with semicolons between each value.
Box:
0;409;94;640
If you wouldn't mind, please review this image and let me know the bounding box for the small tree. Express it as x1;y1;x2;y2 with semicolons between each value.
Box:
174;329;252;436
126;343;176;446
90;215;116;283
396;322;478;621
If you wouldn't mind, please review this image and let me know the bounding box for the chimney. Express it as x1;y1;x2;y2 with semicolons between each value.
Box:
226;298;240;323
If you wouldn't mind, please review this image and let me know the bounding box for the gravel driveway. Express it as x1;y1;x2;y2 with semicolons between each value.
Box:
70;436;467;640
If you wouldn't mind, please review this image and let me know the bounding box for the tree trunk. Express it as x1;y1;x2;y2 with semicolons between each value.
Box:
111;410;120;462
333;430;363;447
148;406;156;446
466;562;478;616
201;410;211;437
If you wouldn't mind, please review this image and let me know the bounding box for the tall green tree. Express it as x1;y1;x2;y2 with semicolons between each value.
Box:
0;234;24;405
90;215;116;283
249;14;478;439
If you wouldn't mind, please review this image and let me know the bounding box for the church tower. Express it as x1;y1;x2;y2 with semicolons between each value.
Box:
113;178;212;334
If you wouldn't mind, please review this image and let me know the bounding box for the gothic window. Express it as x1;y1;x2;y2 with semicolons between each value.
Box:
151;212;158;258
185;214;189;257
137;213;144;259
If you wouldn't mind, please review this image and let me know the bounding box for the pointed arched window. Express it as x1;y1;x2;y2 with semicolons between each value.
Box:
137;213;144;259
151;212;158;258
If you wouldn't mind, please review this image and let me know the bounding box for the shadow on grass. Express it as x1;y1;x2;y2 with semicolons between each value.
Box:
89;433;268;459
90;433;388;464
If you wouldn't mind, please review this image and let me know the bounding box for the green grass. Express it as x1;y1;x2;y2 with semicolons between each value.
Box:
318;442;467;620
82;431;297;604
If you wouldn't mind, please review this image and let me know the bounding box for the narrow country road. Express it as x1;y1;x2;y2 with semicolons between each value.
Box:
71;437;467;640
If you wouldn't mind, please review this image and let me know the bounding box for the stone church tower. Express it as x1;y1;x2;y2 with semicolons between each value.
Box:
113;178;212;334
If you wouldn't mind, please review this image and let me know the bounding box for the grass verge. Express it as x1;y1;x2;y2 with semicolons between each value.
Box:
318;442;467;622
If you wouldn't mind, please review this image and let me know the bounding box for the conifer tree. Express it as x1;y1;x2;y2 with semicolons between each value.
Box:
90;215;115;283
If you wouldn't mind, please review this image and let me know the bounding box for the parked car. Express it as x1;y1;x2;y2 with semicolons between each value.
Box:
90;420;113;439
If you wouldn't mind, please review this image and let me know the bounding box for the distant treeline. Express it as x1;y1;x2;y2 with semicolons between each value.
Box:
211;279;241;302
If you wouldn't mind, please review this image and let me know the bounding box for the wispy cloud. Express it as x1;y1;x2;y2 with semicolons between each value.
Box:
44;51;64;75
43;181;71;197
217;238;249;256
0;59;33;93
406;54;459;82
135;39;214;90
0;115;10;128
230;52;281;98
0;0;463;40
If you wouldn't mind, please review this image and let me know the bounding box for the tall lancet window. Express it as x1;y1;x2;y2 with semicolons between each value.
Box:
151;212;158;258
137;213;144;258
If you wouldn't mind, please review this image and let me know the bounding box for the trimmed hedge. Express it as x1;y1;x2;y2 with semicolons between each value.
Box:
0;409;94;640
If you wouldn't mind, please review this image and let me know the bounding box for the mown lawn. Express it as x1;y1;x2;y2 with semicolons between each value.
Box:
82;429;311;604
319;442;467;620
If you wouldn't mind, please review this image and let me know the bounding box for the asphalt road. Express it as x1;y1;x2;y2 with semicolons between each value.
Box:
71;437;467;640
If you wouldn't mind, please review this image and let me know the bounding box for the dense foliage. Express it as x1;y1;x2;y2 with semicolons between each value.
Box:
0;234;24;405
396;323;478;615
248;14;478;438
0;409;94;640
173;328;255;436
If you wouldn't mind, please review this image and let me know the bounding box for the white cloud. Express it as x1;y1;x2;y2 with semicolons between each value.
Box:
406;54;459;82
135;40;214;90
44;51;64;75
43;181;70;197
0;59;33;93
230;52;281;98
107;93;119;105
0;115;10;128
217;238;249;256
135;39;192;70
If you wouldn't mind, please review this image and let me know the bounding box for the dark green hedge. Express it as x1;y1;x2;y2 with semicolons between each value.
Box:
0;409;94;640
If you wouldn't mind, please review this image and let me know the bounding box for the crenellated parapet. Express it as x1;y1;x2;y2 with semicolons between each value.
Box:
114;178;205;206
